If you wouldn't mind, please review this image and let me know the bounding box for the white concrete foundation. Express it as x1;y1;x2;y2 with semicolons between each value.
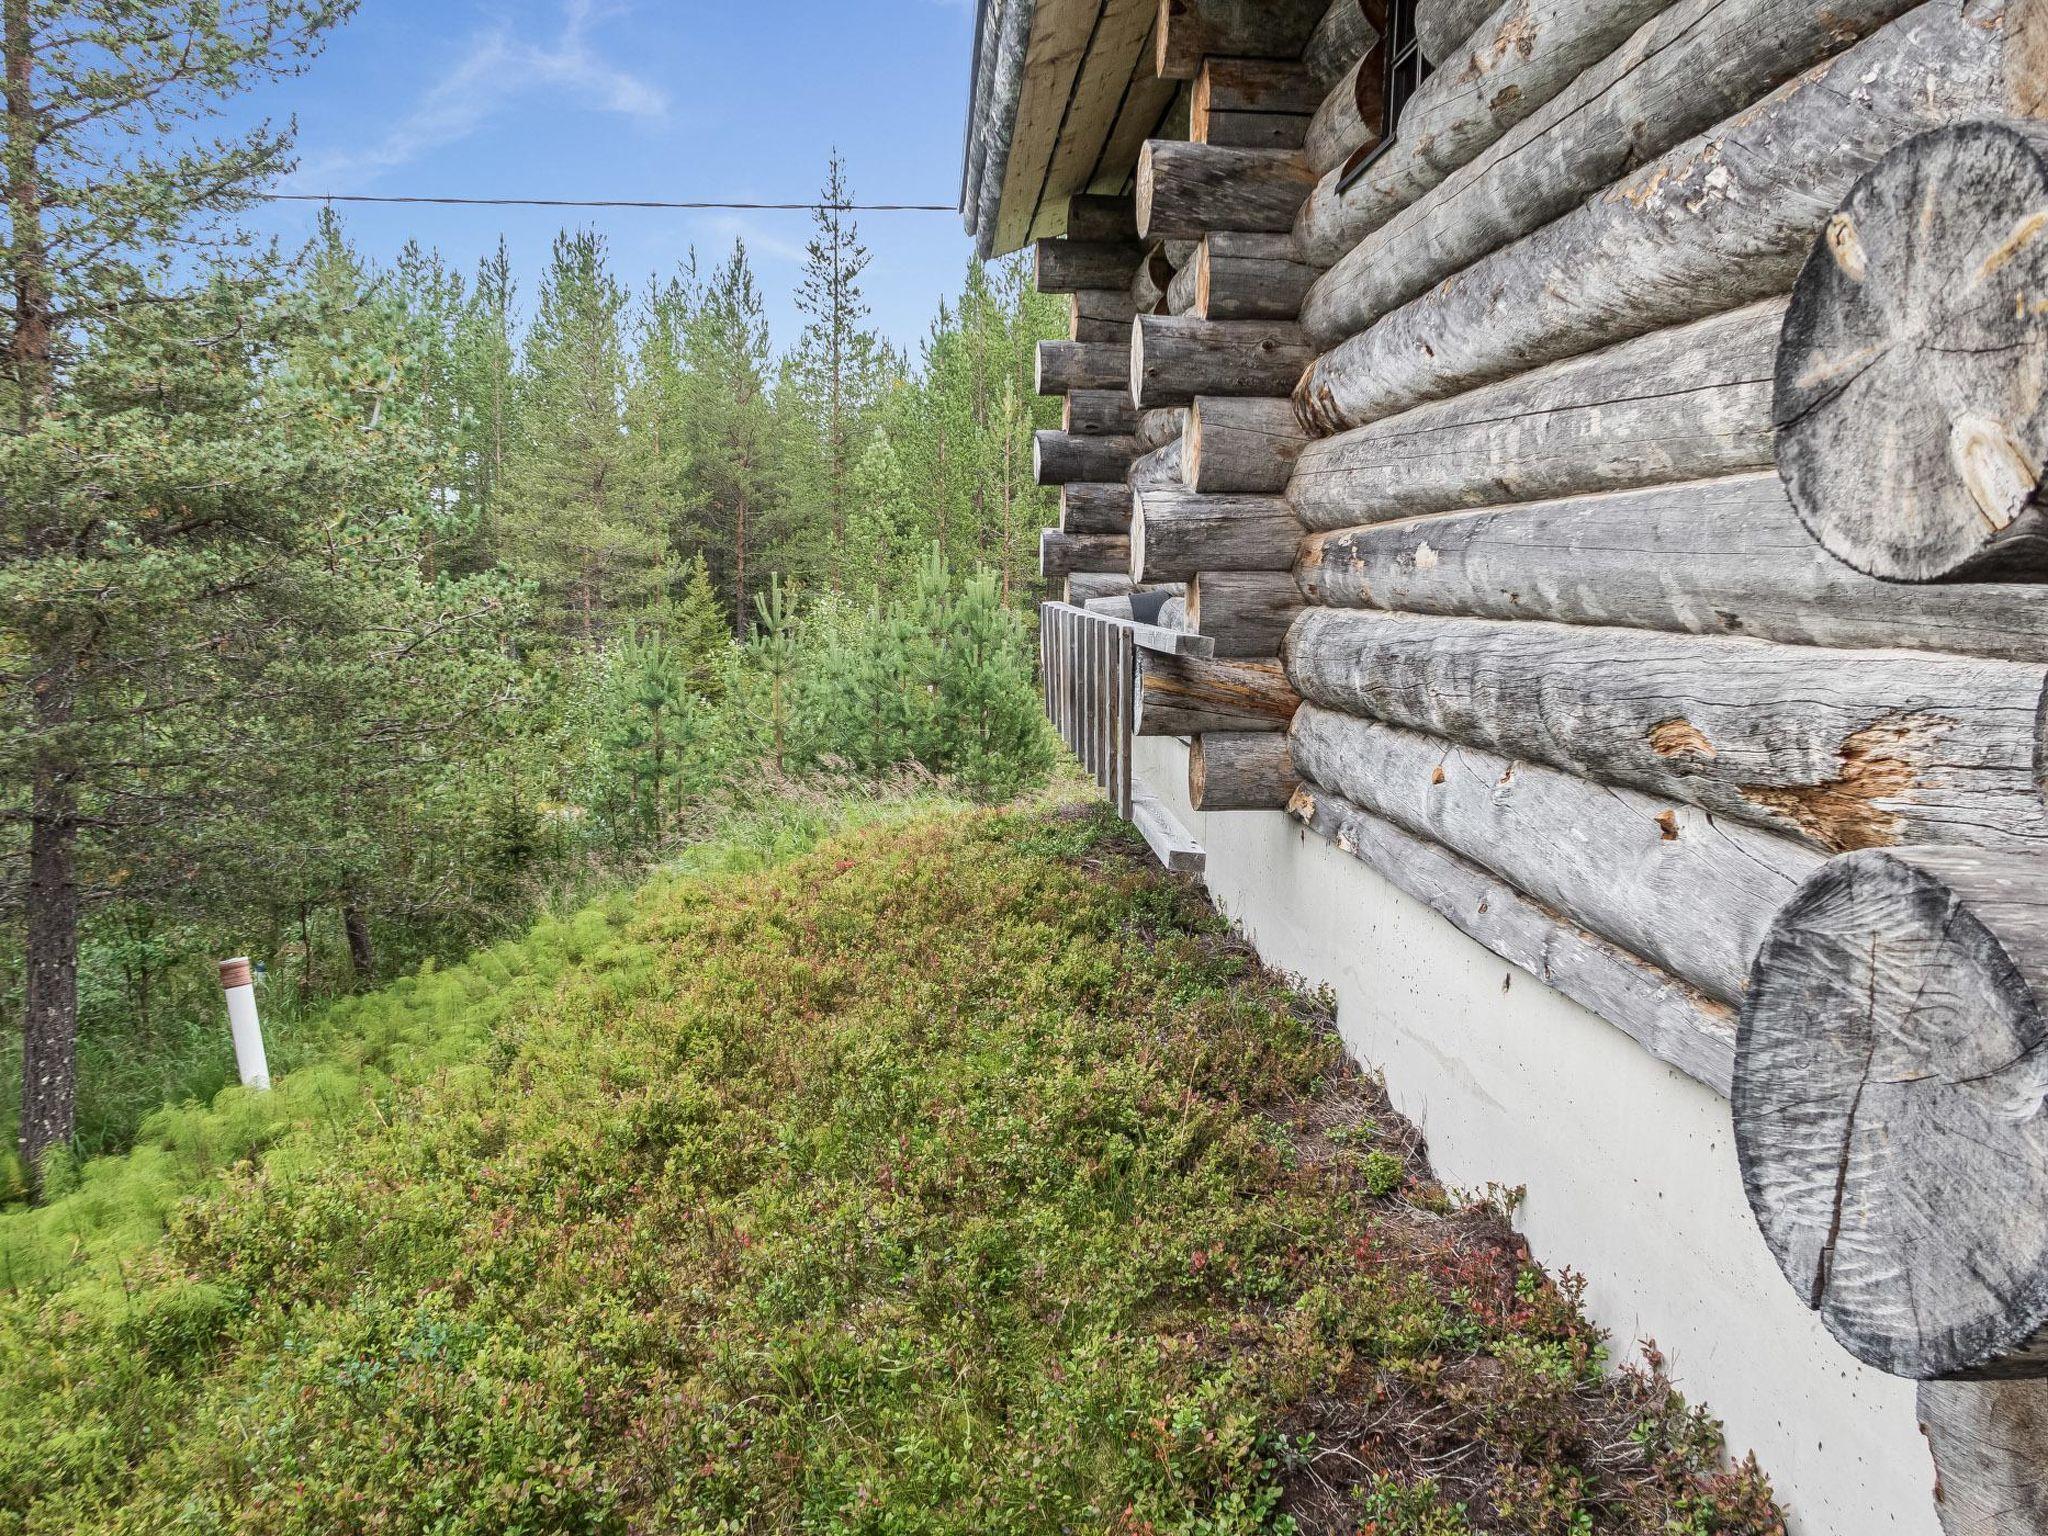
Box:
1136;734;1938;1536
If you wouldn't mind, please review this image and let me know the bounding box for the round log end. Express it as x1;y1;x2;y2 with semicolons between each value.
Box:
1135;141;1159;243
1736;847;2048;1379
1775;124;2048;583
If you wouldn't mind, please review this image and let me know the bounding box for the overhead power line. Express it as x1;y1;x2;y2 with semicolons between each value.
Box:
254;193;957;212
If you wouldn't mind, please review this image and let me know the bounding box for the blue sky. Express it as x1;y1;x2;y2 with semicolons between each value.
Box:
229;0;984;354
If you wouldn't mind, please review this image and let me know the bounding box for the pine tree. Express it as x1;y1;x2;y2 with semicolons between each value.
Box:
680;241;778;635
450;239;517;569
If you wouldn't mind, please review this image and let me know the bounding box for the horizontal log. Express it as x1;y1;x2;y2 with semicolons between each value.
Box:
1194;231;1318;321
1776;123;2048;582
1295;135;1442;272
1416;0;1497;63
1136;141;1318;241
1302;0;1922;346
1034;429;1141;485
1131;243;1174;315
1137;407;1187;452
1060;482;1133;535
1167;257;1199;316
1082;584;1187;620
1290;784;1738;1094
1304;0;1377;96
1289;300;1784;529
1157;593;1191;631
1286;607;2048;854
1063;194;1138;242
1188;569;1303;656
1303;55;1376;177
1738;845;2048;1378
1193;59;1315;150
1296;0;2025;433
1037;341;1131;396
1191;732;1298;809
1156;0;1329;78
1065;572;1134;604
1137;652;1300;734
1188;394;1311;494
1128;436;1185;491
1296;473;2048;665
1070;289;1137;343
1064;388;1141;437
1163;238;1200;269
1290;705;1822;1002
1916;1380;2048;1532
1040;528;1132;579
1133;489;1301;581
1132;314;1314;408
1035;238;1144;294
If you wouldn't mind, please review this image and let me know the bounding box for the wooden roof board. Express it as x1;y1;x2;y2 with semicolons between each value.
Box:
1090;36;1182;198
992;0;1104;257
1033;0;1160;238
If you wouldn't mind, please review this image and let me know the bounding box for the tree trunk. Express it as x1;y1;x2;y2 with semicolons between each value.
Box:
21;758;78;1182
343;906;374;981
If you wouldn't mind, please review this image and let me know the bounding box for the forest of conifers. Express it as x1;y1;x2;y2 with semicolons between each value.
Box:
0;4;1064;1197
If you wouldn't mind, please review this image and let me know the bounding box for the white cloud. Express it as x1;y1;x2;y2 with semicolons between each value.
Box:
294;0;668;187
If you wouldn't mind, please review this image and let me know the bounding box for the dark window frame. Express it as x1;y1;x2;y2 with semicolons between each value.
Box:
1335;0;1428;193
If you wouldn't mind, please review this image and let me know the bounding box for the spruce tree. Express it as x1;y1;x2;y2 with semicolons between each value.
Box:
679;241;777;635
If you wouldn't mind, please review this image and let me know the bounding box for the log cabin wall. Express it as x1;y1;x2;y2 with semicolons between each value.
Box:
998;0;2048;1525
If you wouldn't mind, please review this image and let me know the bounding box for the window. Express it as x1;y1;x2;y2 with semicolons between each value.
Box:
1336;0;1428;192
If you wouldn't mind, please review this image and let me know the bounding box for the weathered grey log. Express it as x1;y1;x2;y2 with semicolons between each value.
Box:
1192;58;1316;149
1041;528;1133;579
1137;407;1188;452
1070;289;1138;343
1304;0;1377;95
1194;232;1318;321
1064;194;1138;242
1296;0;2028;433
963;0;1032;256
1035;429;1141;485
1163;238;1199;269
1157;593;1192;631
1128;436;1185;491
1064;388;1141;437
1067;572;1135;604
1137;652;1300;734
1295;138;1441;273
1187;394;1312;493
1136;141;1318;241
1155;0;1330;78
1291;706;1823;1002
1134;490;1301;581
1301;0;1924;344
1296;472;2048;666
1304;55;1378;177
1130;244;1174;315
1166;257;1200;316
1084;583;1189;620
1035;238;1145;295
1189;569;1303;656
1191;732;1298;809
1037;341;1130;396
1290;300;1784;528
1416;0;1497;62
1287;606;2048;854
1290;783;1739;1094
1061;482;1133;535
1776;124;2048;583
1737;844;2048;1378
1917;1380;2048;1534
1132;314;1315;408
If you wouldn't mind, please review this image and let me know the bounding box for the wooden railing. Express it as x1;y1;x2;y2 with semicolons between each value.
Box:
1040;601;1136;820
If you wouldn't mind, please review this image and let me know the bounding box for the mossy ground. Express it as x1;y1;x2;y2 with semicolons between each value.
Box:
0;795;1783;1534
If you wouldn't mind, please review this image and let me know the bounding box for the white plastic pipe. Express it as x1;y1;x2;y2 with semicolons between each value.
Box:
218;957;271;1090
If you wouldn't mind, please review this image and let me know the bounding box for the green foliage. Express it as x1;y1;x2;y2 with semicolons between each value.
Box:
0;804;1782;1534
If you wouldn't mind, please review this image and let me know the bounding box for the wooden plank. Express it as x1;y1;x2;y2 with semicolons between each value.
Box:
1129;621;1217;657
993;0;1103;257
1117;628;1136;818
1090;21;1183;196
1043;0;1159;227
1132;786;1207;871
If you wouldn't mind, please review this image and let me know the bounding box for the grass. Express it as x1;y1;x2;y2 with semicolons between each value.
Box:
0;794;1783;1534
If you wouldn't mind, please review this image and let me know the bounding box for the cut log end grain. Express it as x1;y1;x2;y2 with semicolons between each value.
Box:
1736;845;2048;1380
1917;1378;2048;1534
1776;123;2048;582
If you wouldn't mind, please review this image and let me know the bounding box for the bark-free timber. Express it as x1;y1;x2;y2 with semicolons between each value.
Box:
1187;394;1312;493
1296;0;2028;433
1290;301;1783;528
1034;429;1142;485
1189;569;1304;656
1290;784;1739;1094
1286;606;2048;854
1130;243;1175;315
1128;436;1185;491
1137;652;1300;734
1917;1379;2048;1534
1155;0;1330;78
1737;845;2048;1379
1040;528;1133;579
1304;0;1377;95
1191;732;1298;809
1061;482;1134;534
1066;572;1136;604
1064;388;1140;437
1034;238;1145;294
1070;289;1138;342
1136;141;1318;240
1064;194;1139;241
1416;0;1497;62
1137;407;1187;452
1037;341;1132;396
1290;706;1823;1002
1302;0;1925;344
1132;314;1315;408
1192;58;1316;150
1166;257;1199;316
1296;473;2048;666
1303;55;1378;176
1776;123;2048;582
1194;232;1318;321
1133;490;1301;581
